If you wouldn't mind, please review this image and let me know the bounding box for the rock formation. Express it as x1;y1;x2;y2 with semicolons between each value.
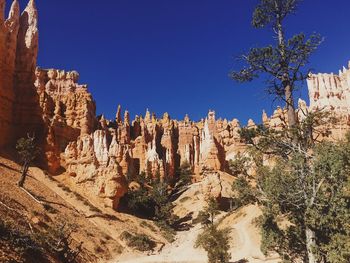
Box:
307;63;350;138
0;0;96;173
2;0;350;209
308;63;350;114
0;0;41;147
34;68;96;172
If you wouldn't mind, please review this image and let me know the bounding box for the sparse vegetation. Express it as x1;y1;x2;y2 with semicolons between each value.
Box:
155;220;176;243
121;172;179;242
231;176;256;208
16;134;40;187
195;226;231;263
195;197;231;263
0;217;82;263
120;231;156;252
175;161;193;188
228;153;251;177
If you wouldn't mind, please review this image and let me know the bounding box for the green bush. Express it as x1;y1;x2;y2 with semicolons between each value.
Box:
228;153;250;177
231;177;256;207
179;196;191;203
195;225;231;263
120;231;156;251
175;161;193;187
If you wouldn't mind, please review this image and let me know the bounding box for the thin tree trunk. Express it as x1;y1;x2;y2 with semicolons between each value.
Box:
276;16;297;127
18;163;28;187
305;226;317;263
285;83;297;126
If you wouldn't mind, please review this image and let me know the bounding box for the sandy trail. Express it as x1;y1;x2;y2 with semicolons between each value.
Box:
228;205;279;263
114;223;207;263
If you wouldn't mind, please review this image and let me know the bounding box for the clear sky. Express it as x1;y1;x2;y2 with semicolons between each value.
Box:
10;0;350;124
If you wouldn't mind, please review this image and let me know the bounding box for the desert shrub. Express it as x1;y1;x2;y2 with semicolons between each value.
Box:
61;186;72;193
175;161;193;188
195;225;231;263
0;218;46;261
120;231;156;251
231;177;256;208
195;197;231;263
179;196;191;203
192;210;210;225
228;153;250;177
140;221;157;232
121;172;179;244
155;221;176;243
43;203;58;214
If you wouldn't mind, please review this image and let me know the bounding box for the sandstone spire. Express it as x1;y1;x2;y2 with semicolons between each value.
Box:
116;105;122;123
7;0;20;27
16;0;38;74
22;0;38;45
262;110;269;125
144;109;151;123
124;110;130;125
184;114;190;123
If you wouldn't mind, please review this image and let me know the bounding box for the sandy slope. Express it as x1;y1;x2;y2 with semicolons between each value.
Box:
0;156;165;262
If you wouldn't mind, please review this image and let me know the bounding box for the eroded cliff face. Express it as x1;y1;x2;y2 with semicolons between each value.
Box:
34;68;96;172
307;63;350;138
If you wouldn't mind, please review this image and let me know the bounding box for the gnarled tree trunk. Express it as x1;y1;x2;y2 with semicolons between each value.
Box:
18;162;29;187
305;226;317;263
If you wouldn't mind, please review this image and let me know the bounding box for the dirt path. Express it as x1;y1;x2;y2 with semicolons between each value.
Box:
115;206;280;263
114;223;207;263
227;205;279;263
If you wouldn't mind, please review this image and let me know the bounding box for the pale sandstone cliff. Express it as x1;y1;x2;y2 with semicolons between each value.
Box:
307;63;350;138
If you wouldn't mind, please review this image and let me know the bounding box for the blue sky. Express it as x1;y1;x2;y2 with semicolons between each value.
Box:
11;0;350;124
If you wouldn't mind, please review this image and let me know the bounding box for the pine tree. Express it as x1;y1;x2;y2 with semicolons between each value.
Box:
230;0;322;127
230;1;327;262
195;197;231;263
16;134;40;187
